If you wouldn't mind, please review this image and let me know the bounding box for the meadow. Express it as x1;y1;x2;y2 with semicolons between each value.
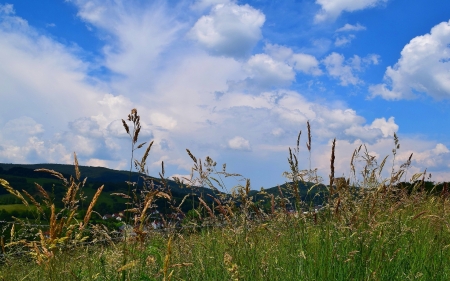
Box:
1;109;449;281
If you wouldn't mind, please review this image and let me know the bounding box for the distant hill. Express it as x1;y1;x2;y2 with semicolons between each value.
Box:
0;163;327;221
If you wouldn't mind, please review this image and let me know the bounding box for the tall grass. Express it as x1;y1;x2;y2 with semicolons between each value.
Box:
1;108;450;280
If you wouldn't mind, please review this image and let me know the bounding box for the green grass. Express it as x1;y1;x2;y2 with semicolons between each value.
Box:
1;192;450;280
0;204;36;212
168;195;450;281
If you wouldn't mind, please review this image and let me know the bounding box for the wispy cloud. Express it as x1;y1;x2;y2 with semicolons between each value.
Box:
336;23;366;32
314;0;388;22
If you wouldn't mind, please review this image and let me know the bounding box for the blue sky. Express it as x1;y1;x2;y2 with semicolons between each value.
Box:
1;0;450;189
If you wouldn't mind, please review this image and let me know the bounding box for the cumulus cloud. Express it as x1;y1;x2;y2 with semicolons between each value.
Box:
242;53;295;88
344;117;398;143
264;44;322;75
336;23;366;32
188;2;265;58
315;0;388;22
3;117;44;136
191;0;233;11
322;53;379;85
322;53;361;85
334;34;355;47
228;136;251;151
370;20;450;100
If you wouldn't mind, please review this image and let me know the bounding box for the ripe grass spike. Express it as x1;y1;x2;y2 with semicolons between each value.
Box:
0;179;29;206
296;130;301;154
306;120;311;152
186;149;197;163
121;119;130;135
74;152;80;181
198;197;215;218
81;185;104;230
329;138;336;196
22;189;43;214
34;182;50;203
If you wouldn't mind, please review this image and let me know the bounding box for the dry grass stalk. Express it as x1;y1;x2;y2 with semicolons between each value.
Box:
186;149;197;163
34;182;50;203
163;236;173;281
81;185;104;230
329;138;336;197
0;179;28;206
139;140;154;172
21;189;43;214
224;252;240;281
198;197;215;219
270;194;275;214
121;119;130;135
34;169;68;185
208;194;231;223
117;260;138;272
306;121;311;152
74;152;81;181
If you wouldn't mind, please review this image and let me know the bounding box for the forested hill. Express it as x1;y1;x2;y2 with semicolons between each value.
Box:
0;163;140;183
0;163;328;215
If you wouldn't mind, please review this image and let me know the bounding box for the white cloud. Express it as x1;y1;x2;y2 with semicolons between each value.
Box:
3;117;44;136
188;2;265;58
291;53;323;75
264;44;322;76
322;52;361;86
344;117;398;142
0;3;14;15
334;34;355;47
336;23;366;32
322;53;379;85
71;0;185;89
228;136;251;151
0;6;105;129
243;53;295;88
315;0;388;22
370;20;450;100
191;0;233;11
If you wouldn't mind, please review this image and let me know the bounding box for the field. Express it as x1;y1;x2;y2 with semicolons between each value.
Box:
1;109;449;280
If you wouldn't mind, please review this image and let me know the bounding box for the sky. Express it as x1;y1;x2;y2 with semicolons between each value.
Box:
1;0;450;189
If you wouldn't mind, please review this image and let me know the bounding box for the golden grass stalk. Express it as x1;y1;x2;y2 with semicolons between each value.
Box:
117;260;138;272
163;236;173;281
0;179;28;206
208;194;231;223
49;204;57;240
186;149;197;163
10;223;14;243
121;119;130;135
63;181;75;206
110;193;131;199
139;140;154;172
22;189;43;214
34;182;50;203
198;197;215;218
270;194;275;214
306;120;311;152
34;169;68;185
170;263;193;268
74;152;80;181
329;138;336;197
81;185;104;230
139;190;170;231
